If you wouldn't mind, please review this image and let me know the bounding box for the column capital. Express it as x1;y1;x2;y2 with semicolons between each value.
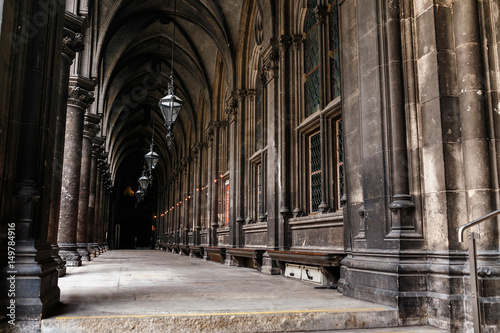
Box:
83;113;101;139
314;5;328;24
246;89;256;101
62;32;84;61
262;38;279;82
68;85;94;109
292;34;303;52
225;93;239;119
205;122;215;142
279;35;292;54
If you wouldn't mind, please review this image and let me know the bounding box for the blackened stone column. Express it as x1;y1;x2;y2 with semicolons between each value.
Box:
0;0;66;323
97;166;110;251
47;20;84;278
76;113;100;261
262;39;281;275
278;35;291;250
87;138;100;257
226;94;238;247
58;78;95;267
93;160;103;254
236;90;247;247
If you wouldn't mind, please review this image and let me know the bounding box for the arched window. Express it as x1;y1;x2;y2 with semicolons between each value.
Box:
304;0;320;117
299;0;344;215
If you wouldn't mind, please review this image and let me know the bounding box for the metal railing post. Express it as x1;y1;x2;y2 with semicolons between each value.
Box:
468;232;482;333
458;209;500;333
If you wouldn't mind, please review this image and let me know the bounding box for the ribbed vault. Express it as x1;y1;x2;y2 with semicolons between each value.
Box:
95;0;244;211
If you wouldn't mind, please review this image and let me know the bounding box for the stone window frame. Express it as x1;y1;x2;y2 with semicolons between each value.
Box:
296;98;342;216
249;149;267;223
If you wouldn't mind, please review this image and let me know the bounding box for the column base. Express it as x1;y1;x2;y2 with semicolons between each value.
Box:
89;246;96;259
77;243;90;261
59;247;82;267
50;244;66;277
57;266;67;277
1;243;61;321
261;252;280;275
92;243;100;256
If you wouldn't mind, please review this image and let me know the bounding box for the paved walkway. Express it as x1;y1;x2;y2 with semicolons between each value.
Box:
40;250;447;333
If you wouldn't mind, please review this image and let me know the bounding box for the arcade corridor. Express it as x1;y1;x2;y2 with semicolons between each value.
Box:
1;0;500;332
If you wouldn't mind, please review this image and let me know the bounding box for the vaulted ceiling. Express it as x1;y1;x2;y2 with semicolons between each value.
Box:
93;0;248;194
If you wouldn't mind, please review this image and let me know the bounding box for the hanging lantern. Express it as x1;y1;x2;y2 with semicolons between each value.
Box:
135;187;144;202
145;149;159;170
138;174;150;190
158;85;184;129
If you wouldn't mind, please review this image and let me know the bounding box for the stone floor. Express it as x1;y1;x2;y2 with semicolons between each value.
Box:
38;250;448;333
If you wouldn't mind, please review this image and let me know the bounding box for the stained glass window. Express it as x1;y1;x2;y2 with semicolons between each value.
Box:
309;132;322;213
304;0;320;117
329;0;341;99
304;25;319;74
304;0;318;33
305;68;320;116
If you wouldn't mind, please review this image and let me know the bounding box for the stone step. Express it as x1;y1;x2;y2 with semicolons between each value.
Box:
42;308;399;333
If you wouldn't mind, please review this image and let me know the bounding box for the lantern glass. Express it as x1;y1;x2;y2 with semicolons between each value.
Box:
158;92;183;127
135;187;143;201
138;175;150;190
145;149;159;170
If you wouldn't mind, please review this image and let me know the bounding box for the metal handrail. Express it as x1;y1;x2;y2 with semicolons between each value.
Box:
458;209;500;243
457;208;500;333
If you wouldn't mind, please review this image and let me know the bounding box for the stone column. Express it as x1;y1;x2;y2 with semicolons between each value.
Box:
93;162;102;253
292;34;304;217
99;169;110;250
0;0;66;322
76;113;100;261
315;7;330;214
262;39;280;251
191;144;200;244
58;78;95;267
385;0;415;237
278;35;291;250
47;20;84;277
87;137;101;256
454;0;495;245
205;123;216;245
226;94;239;246
236;90;247;247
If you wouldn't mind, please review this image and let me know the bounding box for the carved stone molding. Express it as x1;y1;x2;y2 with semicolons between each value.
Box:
205;122;215;141
68;85;95;109
292;34;303;52
225;93;239;118
83;113;101;139
62;33;84;60
262;38;279;82
314;5;328;24
246;89;256;102
279;35;292;54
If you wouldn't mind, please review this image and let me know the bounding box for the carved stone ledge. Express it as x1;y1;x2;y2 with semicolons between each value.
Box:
68;85;95;109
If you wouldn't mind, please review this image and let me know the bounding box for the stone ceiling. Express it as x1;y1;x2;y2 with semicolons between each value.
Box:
94;0;246;193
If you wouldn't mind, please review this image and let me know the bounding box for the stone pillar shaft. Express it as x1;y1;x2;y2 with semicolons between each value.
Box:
47;25;84;277
87;148;98;256
57;80;94;267
278;35;291;250
1;0;66;320
454;0;495;249
76;113;100;260
93;168;102;250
